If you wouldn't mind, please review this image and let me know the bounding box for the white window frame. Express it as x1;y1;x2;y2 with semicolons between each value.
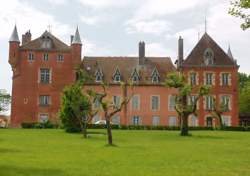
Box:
152;116;160;126
168;116;177;126
168;95;176;111
131;95;140;110
151;95;160;111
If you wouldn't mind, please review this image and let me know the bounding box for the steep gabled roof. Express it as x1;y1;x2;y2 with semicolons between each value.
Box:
19;31;70;51
82;56;176;84
182;33;237;67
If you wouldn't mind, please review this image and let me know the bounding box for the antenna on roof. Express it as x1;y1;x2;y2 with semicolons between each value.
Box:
47;24;52;33
205;8;208;33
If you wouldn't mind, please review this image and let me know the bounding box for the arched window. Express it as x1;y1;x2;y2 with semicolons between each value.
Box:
203;48;214;65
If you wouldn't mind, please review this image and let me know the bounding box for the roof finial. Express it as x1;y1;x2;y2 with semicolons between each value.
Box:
205;11;207;33
227;44;234;60
9;24;20;42
72;26;82;45
47;24;52;33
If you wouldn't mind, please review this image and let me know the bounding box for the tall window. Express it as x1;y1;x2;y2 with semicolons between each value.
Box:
221;95;230;111
189;115;198;127
168;95;176;111
168;116;177;126
113;96;121;108
222;73;230;86
39;114;49;123
57;54;64;62
205;96;214;110
205;73;213;85
151;96;159;111
190;73;197;86
112;115;120;125
39;95;50;106
152;116;160;126
28;53;34;61
222;116;231;126
132;95;140;110
188;95;198;108
40;68;50;84
94;98;100;109
43;53;49;61
132;116;140;125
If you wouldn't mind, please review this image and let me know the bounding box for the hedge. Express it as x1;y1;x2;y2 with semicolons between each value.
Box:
21;122;250;132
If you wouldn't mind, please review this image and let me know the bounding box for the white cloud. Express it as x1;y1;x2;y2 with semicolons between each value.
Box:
47;0;68;5
125;19;172;35
78;0;133;9
146;42;174;57
81;16;100;25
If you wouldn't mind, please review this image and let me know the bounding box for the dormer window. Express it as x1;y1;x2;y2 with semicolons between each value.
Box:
113;68;121;83
204;48;214;65
151;67;160;84
95;68;103;83
131;68;140;83
57;54;64;62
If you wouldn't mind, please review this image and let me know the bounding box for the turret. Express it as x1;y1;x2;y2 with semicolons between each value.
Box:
71;26;82;66
9;25;20;72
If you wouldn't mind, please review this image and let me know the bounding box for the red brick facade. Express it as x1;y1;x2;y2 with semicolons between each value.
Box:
8;26;239;127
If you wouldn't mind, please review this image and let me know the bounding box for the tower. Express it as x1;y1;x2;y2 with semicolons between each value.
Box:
9;25;20;75
71;26;82;67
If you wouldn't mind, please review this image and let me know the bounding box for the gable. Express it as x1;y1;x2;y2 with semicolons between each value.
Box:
182;33;237;67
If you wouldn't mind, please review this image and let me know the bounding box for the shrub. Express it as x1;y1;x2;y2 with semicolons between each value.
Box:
21;121;58;129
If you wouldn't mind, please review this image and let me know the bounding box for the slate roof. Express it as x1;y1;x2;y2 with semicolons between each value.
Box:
182;33;237;67
9;25;20;42
19;31;71;52
82;56;176;85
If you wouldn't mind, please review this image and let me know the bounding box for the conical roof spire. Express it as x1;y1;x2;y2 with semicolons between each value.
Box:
227;45;234;60
9;25;20;42
72;26;82;45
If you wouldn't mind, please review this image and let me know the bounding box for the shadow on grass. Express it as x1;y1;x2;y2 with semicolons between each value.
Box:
190;135;227;140
0;148;21;153
0;165;65;176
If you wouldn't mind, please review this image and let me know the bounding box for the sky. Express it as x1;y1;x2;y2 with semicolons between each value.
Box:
0;0;250;95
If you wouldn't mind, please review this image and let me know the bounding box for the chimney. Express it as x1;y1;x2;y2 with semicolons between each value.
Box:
178;36;184;68
22;30;31;45
139;41;145;65
70;35;74;44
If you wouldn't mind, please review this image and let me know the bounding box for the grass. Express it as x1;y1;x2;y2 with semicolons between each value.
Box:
0;129;250;176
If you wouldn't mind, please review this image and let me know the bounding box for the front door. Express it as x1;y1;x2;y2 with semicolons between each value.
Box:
206;117;213;127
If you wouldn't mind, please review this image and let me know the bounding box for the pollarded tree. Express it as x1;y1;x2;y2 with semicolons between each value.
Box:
0;90;11;113
88;83;133;145
165;72;210;136
229;0;250;30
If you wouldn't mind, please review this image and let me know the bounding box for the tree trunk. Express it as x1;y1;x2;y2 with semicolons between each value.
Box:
82;120;88;138
180;115;189;136
106;117;113;145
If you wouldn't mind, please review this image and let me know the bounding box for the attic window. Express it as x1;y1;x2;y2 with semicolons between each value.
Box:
204;48;214;65
151;68;160;84
113;68;121;83
131;69;140;83
95;68;103;83
41;36;52;49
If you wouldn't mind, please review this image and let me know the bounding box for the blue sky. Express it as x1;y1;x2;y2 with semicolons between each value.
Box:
0;0;250;95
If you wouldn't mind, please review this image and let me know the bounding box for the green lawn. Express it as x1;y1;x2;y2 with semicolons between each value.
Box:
0;129;250;176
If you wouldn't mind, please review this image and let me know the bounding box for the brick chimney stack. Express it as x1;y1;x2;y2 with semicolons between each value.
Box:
139;41;145;65
22;30;31;45
177;36;184;68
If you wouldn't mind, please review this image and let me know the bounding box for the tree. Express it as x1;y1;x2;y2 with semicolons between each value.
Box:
59;83;92;138
88;83;133;145
238;72;250;89
229;0;250;30
239;81;250;113
0;90;11;113
165;72;210;136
